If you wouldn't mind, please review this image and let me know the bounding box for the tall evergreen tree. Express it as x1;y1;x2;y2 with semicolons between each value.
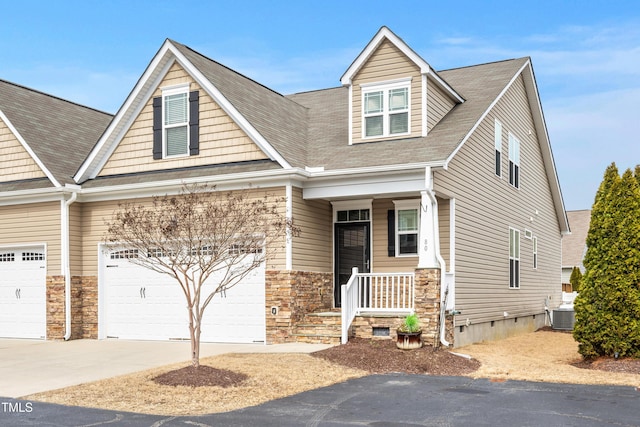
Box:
569;266;582;293
574;164;640;358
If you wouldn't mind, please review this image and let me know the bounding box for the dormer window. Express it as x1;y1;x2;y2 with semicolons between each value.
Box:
362;79;411;138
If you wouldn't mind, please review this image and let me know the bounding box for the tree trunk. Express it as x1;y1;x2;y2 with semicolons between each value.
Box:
189;312;200;368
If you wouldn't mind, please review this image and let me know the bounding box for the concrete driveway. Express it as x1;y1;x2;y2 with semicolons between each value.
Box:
0;338;331;398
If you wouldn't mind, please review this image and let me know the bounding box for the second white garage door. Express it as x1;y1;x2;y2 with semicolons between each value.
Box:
102;248;266;343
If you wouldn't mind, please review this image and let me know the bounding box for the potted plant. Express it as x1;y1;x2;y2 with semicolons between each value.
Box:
396;313;423;350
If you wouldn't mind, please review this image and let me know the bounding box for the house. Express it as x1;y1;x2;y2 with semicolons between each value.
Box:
0;27;569;347
562;209;591;290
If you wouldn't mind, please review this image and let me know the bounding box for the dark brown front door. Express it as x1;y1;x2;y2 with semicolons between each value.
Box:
334;222;370;307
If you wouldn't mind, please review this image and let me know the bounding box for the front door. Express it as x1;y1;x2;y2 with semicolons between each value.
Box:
334;222;370;307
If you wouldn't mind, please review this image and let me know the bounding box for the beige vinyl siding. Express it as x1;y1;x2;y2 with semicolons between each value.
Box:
371;199;418;273
0;117;47;182
351;39;422;144
438;197;451;269
69;202;83;275
0;202;61;273
427;77;457;132
433;74;562;327
291;187;332;272
81;187;287;276
98;62;268;177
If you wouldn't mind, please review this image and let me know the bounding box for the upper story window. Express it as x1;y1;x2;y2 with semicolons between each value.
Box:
163;89;189;157
152;85;200;160
494;119;502;177
362;79;411;138
508;133;520;188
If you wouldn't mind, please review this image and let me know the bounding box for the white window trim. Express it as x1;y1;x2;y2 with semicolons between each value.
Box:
161;83;191;159
331;199;373;223
360;78;412;139
393;199;420;257
494;119;502;178
508;132;521;188
509;227;520;289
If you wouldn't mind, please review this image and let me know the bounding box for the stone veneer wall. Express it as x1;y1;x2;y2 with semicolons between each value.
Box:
46;276;65;339
45;275;98;340
265;270;333;343
413;268;443;344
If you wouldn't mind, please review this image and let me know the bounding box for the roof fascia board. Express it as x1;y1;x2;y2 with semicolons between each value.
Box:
340;27;463;103
83;59;175;182
341;27;429;85
0;187;67;207
0;110;60;187
74;41;176;182
169;44;291;169
77;168;305;203
444;60;530;167
521;63;569;234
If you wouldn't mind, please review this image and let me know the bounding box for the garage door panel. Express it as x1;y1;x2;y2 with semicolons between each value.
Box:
103;250;265;343
0;247;46;339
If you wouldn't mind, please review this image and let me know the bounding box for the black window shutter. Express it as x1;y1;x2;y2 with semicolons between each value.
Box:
189;91;199;155
152;97;162;159
387;210;395;257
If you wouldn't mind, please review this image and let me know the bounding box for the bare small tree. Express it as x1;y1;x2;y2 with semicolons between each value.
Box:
105;185;298;367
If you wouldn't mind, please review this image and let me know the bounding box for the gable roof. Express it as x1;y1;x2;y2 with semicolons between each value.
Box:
341;26;463;104
563;210;591;268
0;79;112;190
74;39;308;183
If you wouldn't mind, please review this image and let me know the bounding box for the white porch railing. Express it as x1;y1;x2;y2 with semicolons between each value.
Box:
341;268;415;344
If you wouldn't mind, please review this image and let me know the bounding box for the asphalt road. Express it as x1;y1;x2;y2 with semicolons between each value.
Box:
1;374;638;426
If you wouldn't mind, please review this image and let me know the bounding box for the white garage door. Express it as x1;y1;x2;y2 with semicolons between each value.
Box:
102;248;266;343
0;246;46;339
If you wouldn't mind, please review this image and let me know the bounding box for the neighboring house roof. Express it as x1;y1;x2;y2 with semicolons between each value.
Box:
0;79;112;190
563;210;591;269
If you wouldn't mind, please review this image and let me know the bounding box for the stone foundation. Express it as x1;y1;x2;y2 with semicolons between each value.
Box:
45;275;98;340
265;270;333;343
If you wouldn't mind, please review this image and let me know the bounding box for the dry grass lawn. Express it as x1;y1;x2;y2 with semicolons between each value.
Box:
23;331;640;416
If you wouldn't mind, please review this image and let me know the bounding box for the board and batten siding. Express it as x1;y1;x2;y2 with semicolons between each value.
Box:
98;62;268;177
427;78;457;133
433;74;562;327
80;187;287;276
351;39;422;144
0;202;61;273
0;117;47;182
291;187;332;272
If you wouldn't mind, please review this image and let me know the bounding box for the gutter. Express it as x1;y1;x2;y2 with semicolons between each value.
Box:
61;188;78;340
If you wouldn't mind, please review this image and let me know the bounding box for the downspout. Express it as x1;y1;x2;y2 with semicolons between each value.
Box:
423;166;450;347
62;190;77;340
424;188;450;347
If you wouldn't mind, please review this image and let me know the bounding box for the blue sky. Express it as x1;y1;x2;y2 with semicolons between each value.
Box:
1;0;639;211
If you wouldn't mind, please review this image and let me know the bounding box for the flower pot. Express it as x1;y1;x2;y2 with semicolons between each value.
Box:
396;330;423;350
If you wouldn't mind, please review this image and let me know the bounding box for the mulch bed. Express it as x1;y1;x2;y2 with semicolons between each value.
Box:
153;365;249;387
571;357;640;374
311;337;481;376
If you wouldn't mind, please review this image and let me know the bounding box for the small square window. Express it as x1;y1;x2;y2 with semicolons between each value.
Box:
362;81;410;139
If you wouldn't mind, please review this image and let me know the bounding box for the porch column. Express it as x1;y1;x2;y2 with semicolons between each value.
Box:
418;167;438;269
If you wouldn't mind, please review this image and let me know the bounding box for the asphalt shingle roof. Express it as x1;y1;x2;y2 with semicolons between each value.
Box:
0;79;113;187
